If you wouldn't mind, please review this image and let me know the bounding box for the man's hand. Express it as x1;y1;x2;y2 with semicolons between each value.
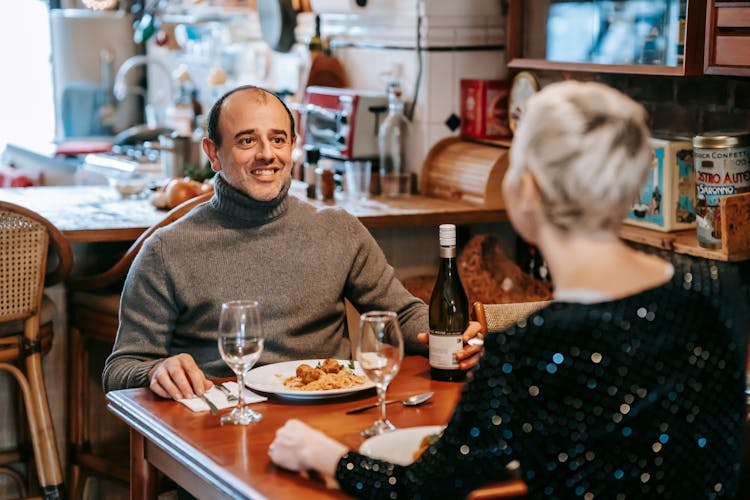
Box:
417;320;484;371
148;353;213;400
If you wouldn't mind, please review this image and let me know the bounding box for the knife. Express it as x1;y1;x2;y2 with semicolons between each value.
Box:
345;399;399;415
199;394;219;415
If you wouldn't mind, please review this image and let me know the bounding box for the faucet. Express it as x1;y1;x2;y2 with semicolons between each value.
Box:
113;54;174;106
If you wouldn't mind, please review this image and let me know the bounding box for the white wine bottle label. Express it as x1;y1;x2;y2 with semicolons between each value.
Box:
429;333;463;369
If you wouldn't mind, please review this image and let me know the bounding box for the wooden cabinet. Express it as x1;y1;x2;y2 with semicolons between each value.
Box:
704;0;750;75
507;0;707;75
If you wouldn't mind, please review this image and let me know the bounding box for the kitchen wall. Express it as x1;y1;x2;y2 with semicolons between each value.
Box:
529;71;750;138
147;0;506;180
307;0;510;275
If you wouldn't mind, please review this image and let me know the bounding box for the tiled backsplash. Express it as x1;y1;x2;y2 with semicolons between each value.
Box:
318;0;506;171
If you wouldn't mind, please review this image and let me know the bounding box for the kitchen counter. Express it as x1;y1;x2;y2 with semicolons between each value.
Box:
0;182;507;243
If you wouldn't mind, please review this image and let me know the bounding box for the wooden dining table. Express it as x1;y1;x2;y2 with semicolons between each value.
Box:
106;356;466;499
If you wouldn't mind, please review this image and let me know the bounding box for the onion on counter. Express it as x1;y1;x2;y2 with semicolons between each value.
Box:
166;178;202;208
150;177;214;209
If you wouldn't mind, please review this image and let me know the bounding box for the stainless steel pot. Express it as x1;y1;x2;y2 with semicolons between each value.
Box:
153;132;204;179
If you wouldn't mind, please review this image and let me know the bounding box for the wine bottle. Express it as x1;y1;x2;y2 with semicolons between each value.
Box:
429;224;469;382
309;14;323;54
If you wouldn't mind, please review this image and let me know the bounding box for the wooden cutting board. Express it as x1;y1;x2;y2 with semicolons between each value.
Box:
306;53;348;88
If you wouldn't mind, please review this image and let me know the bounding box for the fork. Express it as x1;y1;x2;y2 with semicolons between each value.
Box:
216;383;238;403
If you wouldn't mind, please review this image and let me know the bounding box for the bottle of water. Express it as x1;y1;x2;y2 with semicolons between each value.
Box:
378;79;410;197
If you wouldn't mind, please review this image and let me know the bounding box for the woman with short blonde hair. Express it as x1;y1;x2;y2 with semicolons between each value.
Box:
268;81;748;499
507;81;652;233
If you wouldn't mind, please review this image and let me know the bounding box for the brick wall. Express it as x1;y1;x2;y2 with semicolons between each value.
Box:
531;71;750;138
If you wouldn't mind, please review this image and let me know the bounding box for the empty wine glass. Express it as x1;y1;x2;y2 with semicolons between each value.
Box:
356;311;404;437
218;300;264;425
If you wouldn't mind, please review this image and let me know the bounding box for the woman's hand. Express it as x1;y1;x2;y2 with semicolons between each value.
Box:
417;320;484;370
269;419;348;484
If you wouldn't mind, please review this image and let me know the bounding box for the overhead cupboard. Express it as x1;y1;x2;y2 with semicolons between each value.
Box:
704;0;750;76
506;0;750;78
506;0;707;75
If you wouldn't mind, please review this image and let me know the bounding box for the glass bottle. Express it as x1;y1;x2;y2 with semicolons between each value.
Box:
309;14;323;55
428;224;469;382
304;145;320;199
99;49;116;134
166;81;195;137
378;79;410;197
190;88;203;130
316;158;335;201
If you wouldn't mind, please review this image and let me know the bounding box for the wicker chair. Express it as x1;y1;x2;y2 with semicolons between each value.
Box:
0;201;73;499
472;300;552;335
66;192;212;499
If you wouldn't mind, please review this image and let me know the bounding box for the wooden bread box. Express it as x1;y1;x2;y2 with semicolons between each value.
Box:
420;137;509;208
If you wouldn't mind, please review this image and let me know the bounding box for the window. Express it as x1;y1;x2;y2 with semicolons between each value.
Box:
0;0;55;153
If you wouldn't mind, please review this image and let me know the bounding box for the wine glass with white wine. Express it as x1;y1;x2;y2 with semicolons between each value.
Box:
356;311;404;437
217;300;264;425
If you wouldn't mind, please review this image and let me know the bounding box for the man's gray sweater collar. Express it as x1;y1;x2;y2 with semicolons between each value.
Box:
210;173;291;226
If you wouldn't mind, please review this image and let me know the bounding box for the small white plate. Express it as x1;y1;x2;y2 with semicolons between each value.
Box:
359;425;446;466
244;359;375;400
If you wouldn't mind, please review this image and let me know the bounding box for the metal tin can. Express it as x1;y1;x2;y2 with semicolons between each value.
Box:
693;131;750;249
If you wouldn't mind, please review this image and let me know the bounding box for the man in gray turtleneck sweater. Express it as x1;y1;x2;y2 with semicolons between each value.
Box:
103;85;481;400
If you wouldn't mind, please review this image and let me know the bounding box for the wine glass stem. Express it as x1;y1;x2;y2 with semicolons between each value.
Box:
377;384;387;423
237;371;246;412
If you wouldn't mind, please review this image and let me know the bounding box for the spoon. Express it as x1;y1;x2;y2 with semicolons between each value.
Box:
346;391;434;414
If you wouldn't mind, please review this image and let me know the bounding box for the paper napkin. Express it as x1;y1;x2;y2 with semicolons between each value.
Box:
178;382;267;413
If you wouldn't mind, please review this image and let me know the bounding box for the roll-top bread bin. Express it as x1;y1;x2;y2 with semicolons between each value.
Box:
420;137;508;208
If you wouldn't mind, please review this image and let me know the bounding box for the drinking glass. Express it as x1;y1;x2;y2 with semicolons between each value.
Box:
356;311;404;437
217;300;264;425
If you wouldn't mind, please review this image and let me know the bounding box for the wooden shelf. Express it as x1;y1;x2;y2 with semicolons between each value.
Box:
620;192;750;261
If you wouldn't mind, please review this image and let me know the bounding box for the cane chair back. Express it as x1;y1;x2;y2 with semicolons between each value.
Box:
0;201;72;499
472;300;552;335
66;192;212;498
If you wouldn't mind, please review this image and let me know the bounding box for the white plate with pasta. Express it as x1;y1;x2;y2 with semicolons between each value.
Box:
244;359;376;399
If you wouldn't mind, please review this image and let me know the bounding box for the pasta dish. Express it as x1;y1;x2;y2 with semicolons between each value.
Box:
283;358;367;391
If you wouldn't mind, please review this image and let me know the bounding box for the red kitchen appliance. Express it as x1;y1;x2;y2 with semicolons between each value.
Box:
301;86;387;160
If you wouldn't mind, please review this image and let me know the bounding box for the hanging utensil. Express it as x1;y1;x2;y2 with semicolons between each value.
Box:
257;0;297;53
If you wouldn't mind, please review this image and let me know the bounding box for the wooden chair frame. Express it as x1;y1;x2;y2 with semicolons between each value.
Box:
0;201;72;499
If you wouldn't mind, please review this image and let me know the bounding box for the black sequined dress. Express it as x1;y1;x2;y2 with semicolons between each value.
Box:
336;257;749;499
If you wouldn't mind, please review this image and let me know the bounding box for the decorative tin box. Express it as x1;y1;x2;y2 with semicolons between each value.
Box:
624;137;696;232
460;79;511;141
